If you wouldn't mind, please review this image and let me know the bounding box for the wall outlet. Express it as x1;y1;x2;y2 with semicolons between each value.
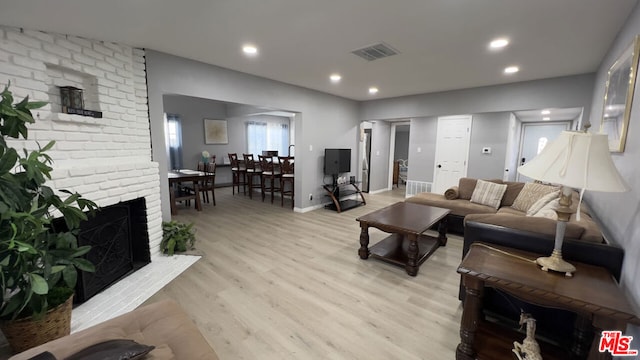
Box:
309;193;313;201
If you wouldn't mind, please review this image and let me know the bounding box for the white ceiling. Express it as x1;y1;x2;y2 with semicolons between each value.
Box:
0;0;637;101
514;107;583;123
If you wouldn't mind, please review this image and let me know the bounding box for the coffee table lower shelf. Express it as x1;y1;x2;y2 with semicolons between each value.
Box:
369;233;439;268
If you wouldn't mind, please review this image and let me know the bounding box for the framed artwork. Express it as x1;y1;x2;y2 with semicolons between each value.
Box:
203;119;228;144
600;35;640;152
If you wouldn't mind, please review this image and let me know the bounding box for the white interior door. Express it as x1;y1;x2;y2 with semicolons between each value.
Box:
517;122;571;182
433;115;472;194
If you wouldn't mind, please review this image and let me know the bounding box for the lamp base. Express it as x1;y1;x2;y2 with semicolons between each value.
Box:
536;250;575;277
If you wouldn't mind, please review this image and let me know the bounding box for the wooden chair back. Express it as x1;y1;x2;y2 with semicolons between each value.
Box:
278;156;294;175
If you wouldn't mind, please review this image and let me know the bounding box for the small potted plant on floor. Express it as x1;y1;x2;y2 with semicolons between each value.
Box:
161;221;196;256
0;84;99;353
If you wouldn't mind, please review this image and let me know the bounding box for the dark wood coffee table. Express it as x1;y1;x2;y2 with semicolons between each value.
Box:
356;202;450;276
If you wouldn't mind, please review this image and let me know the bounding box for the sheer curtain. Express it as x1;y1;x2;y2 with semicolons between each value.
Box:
246;121;267;156
165;113;183;170
247;121;289;156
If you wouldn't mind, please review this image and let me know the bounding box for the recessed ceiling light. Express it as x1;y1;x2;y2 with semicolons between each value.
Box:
504;66;519;74
330;74;342;83
543;117;551;121
541;110;551;115
242;45;258;55
369;87;379;94
489;38;509;49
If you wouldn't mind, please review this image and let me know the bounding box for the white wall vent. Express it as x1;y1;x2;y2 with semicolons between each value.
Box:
352;42;399;61
405;180;432;197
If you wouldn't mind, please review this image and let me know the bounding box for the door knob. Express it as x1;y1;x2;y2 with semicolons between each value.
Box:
437;164;442;168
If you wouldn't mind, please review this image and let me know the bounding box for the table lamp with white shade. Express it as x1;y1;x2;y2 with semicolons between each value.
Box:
517;129;628;276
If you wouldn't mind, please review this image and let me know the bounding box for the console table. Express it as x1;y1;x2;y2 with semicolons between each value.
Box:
457;243;640;360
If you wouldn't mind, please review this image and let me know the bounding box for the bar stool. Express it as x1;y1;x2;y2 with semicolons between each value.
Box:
278;156;294;208
228;153;246;195
243;153;262;199
259;155;281;203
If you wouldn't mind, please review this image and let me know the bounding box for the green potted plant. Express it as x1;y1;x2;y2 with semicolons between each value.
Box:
0;84;99;352
161;221;196;255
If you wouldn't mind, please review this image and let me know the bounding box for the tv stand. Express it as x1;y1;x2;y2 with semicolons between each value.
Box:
323;177;366;213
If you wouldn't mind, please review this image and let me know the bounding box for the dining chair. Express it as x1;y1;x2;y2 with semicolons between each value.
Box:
243;153;262;199
228;153;246;195
278;156;294;208
197;161;216;205
259;155;281;204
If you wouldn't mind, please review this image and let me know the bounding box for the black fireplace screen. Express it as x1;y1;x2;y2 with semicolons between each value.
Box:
56;197;151;304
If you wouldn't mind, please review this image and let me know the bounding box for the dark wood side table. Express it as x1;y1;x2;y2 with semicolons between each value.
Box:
457;243;640;360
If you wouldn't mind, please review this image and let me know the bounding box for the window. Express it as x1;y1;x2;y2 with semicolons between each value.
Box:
246;118;289;156
165;113;183;170
537;137;548;155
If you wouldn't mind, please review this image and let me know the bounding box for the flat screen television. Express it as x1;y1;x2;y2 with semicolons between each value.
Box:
324;148;351;175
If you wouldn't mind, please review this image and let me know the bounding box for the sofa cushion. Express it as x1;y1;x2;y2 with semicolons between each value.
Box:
470;180;507;209
501;181;525;207
511;182;559;212
406;193;497;216
496;207;525;216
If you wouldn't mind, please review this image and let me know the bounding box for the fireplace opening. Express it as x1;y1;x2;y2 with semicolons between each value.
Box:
54;198;151;304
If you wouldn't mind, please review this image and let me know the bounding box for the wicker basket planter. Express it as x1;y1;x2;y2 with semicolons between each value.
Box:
0;295;73;354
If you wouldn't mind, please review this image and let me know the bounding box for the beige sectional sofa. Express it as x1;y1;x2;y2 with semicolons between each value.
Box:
406;177;603;242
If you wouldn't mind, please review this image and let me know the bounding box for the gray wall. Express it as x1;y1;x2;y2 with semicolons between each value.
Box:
147;51;360;218
394;127;410;160
362;75;595;186
369;121;391;192
162;95;227;167
407;117;437;182
361;74;595;121
467;112;511;180
587;1;640;333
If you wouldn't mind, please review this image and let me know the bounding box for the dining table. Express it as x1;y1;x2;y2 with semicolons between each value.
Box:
168;169;212;215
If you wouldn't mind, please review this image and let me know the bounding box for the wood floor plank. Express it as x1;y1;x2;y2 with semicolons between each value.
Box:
145;186;464;359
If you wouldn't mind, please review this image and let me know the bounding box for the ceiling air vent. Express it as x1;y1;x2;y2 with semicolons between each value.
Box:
351;42;399;61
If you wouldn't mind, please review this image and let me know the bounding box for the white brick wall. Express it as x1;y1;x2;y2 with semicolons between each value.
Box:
0;26;162;256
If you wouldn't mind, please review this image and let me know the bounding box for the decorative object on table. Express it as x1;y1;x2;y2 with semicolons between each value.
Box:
203;119;228;144
57;86;102;118
0;84;99;352
512;312;543;360
600;35;639;153
161;221;196;256
517;127;628;276
201;150;210;163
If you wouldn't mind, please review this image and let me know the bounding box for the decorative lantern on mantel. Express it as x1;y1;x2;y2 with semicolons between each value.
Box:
59;86;84;111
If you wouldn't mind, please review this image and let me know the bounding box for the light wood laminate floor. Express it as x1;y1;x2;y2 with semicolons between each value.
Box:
146;186;464;359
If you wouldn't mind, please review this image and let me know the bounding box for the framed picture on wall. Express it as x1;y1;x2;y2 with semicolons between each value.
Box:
600;35;640;152
203;119;228;144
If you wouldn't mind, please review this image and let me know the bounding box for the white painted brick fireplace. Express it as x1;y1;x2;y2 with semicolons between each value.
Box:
0;26;198;334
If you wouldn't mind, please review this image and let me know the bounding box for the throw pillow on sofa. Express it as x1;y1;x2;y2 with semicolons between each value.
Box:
511;182;559;212
470;179;508;209
533;198;560;220
526;190;560;216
